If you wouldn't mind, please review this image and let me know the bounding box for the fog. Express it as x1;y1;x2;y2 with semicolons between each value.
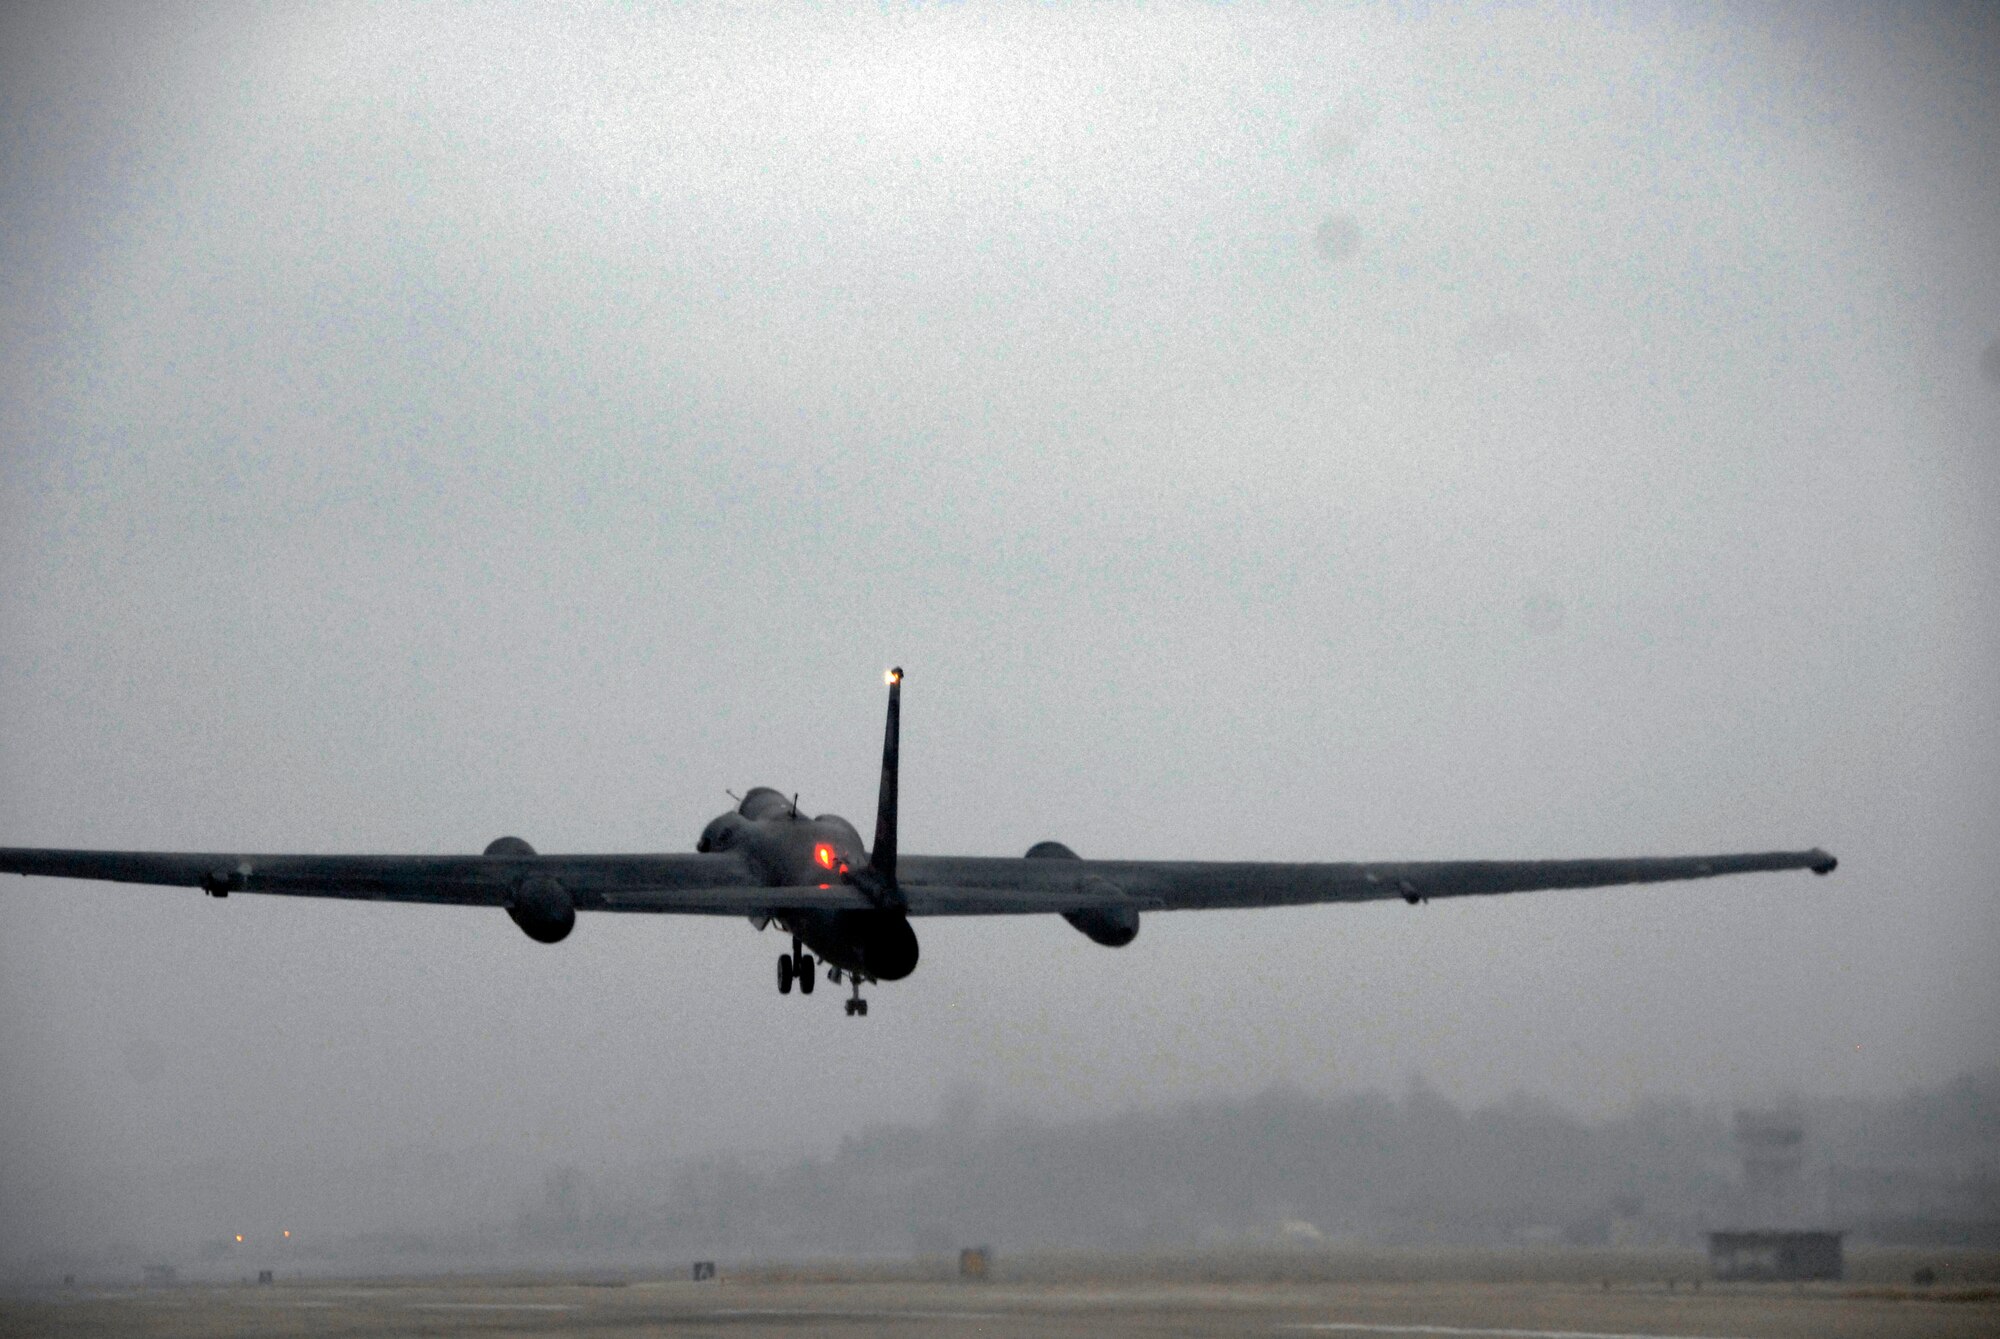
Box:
33;1067;1998;1280
2;3;1996;1276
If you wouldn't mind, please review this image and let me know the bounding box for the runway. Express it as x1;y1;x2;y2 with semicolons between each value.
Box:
7;1276;1997;1339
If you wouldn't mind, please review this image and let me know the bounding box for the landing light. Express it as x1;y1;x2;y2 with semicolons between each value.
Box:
885;667;901;684
235;1235;244;1244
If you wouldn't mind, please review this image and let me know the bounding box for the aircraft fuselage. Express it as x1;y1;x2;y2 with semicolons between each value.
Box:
696;785;918;982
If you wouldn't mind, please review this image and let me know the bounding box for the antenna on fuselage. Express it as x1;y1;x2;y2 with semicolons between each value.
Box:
870;667;902;888
790;793;799;819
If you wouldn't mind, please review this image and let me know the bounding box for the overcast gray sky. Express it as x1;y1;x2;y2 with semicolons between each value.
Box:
2;2;1996;1265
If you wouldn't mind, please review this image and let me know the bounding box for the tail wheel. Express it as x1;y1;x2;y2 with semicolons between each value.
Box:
777;954;794;995
798;955;816;995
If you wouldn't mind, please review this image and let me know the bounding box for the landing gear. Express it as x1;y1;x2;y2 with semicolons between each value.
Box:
778;937;816;997
767;928;859;1011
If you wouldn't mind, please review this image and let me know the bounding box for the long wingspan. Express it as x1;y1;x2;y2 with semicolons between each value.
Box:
0;847;868;916
1;845;1835;917
897;848;1837;913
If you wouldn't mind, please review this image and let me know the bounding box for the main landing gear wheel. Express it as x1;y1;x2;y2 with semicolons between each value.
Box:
777;940;816;997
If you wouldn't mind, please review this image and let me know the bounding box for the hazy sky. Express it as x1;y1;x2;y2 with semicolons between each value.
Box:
2;2;1996;1264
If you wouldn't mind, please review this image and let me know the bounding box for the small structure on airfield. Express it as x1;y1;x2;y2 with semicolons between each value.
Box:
1708;1108;1845;1281
1707;1229;1845;1281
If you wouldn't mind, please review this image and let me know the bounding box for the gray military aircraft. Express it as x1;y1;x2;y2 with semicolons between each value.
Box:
1;668;1834;1016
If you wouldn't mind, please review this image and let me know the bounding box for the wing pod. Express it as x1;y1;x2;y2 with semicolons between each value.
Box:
487;842;573;943
1027;841;1142;946
508;874;575;943
1064;900;1141;947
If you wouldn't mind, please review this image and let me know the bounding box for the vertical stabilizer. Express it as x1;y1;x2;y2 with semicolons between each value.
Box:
871;668;902;885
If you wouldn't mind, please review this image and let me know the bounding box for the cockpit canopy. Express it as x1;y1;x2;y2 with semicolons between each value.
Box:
736;787;795;820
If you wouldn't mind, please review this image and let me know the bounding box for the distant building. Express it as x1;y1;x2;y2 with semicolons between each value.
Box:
1707;1229;1845;1282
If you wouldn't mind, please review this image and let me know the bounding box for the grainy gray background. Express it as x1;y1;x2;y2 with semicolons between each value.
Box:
2;2;1994;1267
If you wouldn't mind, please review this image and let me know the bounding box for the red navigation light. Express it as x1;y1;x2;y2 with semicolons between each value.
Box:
814;843;835;870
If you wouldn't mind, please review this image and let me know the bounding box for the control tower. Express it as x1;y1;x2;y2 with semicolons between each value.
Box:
1734;1108;1808;1225
1707;1108;1844;1281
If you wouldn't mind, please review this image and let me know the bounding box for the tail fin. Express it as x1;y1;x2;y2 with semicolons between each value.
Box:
870;667;902;886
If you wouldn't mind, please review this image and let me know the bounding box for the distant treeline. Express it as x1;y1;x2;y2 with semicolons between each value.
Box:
514;1069;2000;1257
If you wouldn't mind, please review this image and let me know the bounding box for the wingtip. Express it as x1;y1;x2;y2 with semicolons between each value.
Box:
1808;848;1837;875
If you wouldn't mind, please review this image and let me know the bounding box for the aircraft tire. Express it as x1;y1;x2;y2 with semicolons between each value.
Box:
777;954;794;995
799;956;816;994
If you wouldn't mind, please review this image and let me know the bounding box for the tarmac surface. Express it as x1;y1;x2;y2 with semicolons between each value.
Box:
7;1275;1999;1339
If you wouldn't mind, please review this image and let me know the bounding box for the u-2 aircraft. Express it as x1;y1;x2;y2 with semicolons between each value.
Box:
2;669;1834;1016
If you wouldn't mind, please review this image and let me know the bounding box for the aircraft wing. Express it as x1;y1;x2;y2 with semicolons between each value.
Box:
895;848;1838;913
1;844;1836;917
0;847;868;915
